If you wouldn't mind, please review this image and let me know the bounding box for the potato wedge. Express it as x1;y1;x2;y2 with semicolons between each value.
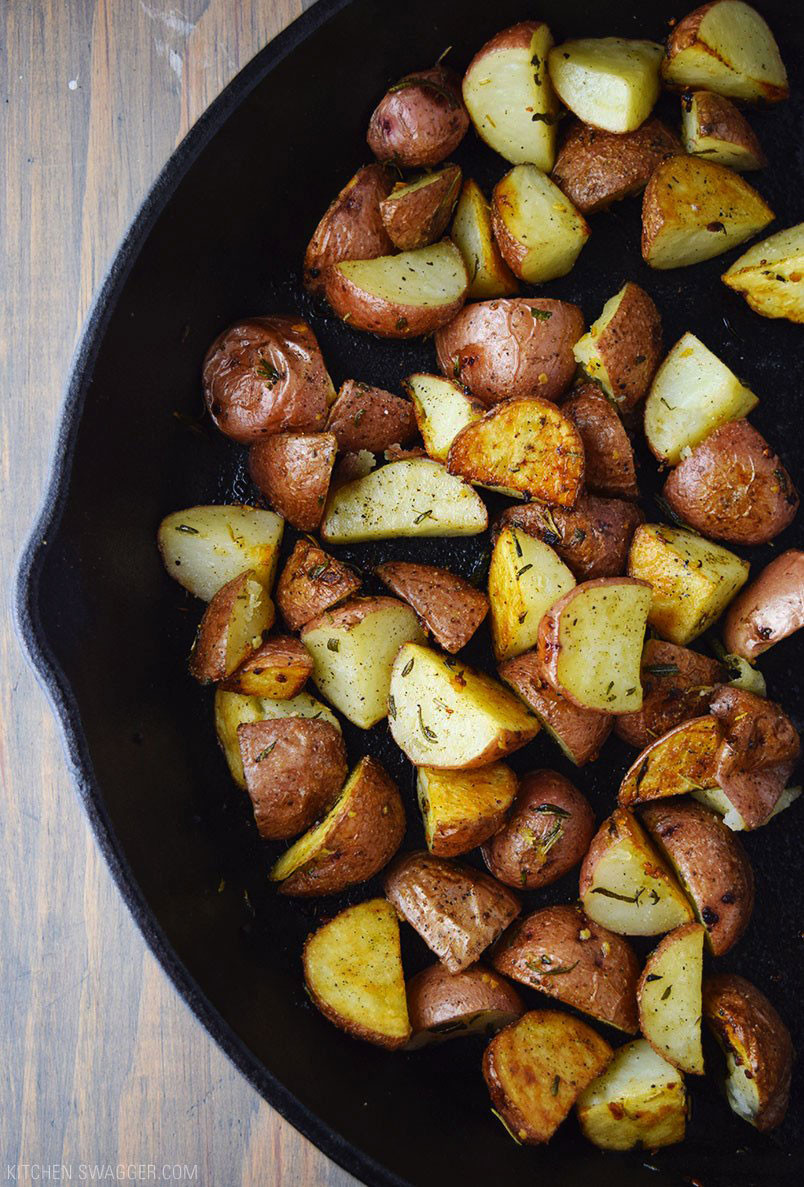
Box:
552;119;681;216
450;179;518;299
462;22;559;171
638;923;706;1074
537;578;651;713
561;384;638;500
384;851;520;973
275;539;360;633
214;687;340;790
301;596;425;729
483;1010;613;1145
367;65;468;168
492;904;639;1032
220;634;312;698
641;155;773;270
321;457;487;544
692;784;801;832
491;165;589;284
380;164;461;251
489;526;575;662
248;432;337;532
662;1;789;103
571;283;663;411
721;223;804;324
702;973;793;1131
388;643;539;769
404;372;485;464
641;800;754;955
710;686;800;830
406;963;524;1048
189;571;274;684
269;757;405;896
618;717;721;808
375;561;488;654
577;1039;686;1151
615;640;725;749
628;524;749;645
496;495;643;582
303;164;394;294
323;240;468;338
416;763;518;858
303;898;410;1048
448;398;584;506
579;809;694;936
157;504;284;602
681;90;765;171
548;38;663;133
325;380;416;453
723;549;804;661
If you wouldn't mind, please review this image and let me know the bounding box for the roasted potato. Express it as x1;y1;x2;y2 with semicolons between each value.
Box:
406;963;524;1048
723;549;804;661
249;432;337;532
388;643;540;769
434;297;584;405
681;90;765;171
722;222;804;324
214;686;340;789
693;784;801;832
303;898;411;1048
571;283;663;411
321;457;488;544
220;634;312;698
618;717;721;807
576;1039;686;1151
641;155;773;270
330;448;376;488
579;808;694;936
498;652;613;766
404;372;485;464
450;179;518;299
491;165;590;284
380;164;461;251
537;578;651;713
710;686;800;830
188;571;274;684
275;538;360;633
561;384;638;500
492;904;640;1032
303;164;394;294
448;398;584;506
628;524;749;645
702;973;793;1131
202;316;334;443
483;1010;613;1145
325;379;416;453
375;561;489;654
237;717;347;839
641;799;754;955
548;38;663;133
552;119;680;215
482;770;594;890
384;851;520;973
615;640;726;749
367;65;469;167
301;596;425;729
637;923;706;1074
416;763;518;858
462;22;559;171
157;504;284;602
269;756;405;896
489;526;575;662
662;1;789;103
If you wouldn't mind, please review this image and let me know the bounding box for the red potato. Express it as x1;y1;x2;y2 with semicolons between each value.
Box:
495;496;644;582
710;686;800;830
723;550;804;661
367;65;469;167
561;384;638;500
618;716;722;807
552;118;681;215
682;90;766;171
615;639;726;749
375;561;488;653
219;635;312;698
499;653;612;766
326;380;416;453
249;432;337;532
303;164;395;294
571;282;663;413
188;571;274;684
275;538;361;633
406;963;525;1048
379;164;462;250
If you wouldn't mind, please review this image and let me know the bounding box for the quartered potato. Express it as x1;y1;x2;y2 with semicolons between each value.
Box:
618;717;721;807
488;526;575;662
157;504;284;602
577;1040;686;1151
275;538;360;633
681;90;765;171
416;763;518;858
367;65;469;167
404;372;485;464
552;119;681;216
571;282;663;411
188;571;274;684
376;561;488;654
249;431;337;532
693;785;801;832
662;1;789;103
380;164;462;251
214;688;340;789
723;549;804;661
710;686;800;830
615;640;725;750
722;223;804;324
450;179;518;299
406;963;524;1049
303;163;394;294
491;165;590;284
637;923;706;1074
548;38;663;133
561;384;639;500
326;380;416;454
220;634;312;698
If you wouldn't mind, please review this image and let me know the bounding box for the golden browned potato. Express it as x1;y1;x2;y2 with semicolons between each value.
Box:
637;923;706;1074
367;65;469;167
488;527;575;662
576;1039;687;1151
662;421;798;546
710;686;800;830
723;549;804;661
275;538;361;633
547;38;663;133
490;165;590;284
402;373;485;463
202;316;334;443
406;963;525;1048
220;634;312;698
662;1;789;103
248;431;337;532
552;119;681;215
495;495;644;582
157;504;284;603
492;904;640;1033
379;164;462;251
483;1010;613;1145
618;716;722;807
681;90;765;170
416;764;517;858
721;223;804;323
702;973;793;1131
450;179;519;299
615;640;726;749
384;851;520;973
447;398;585;506
561;384;638;500
641;799;754;955
188;571;274;684
434;297;584;405
303;164;395;294
482;770;595;889
237;717;347;839
269;756;405;896
325;379;416;454
375;561;488;654
571;282;663;411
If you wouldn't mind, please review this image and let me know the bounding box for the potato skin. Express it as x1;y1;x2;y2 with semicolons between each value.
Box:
375;561;488;654
482;770;595;889
618;716;721;807
220;634;312;697
275;538;361;633
495;495;643;582
552;118;681;215
662;421;798;546
406;962;524;1043
203;316;333;443
581;282;663;412
303;164;395;294
380;164;462;250
498;654;612;766
326;380;416;453
615;639;726;749
663;3;789;103
434;297;584;405
367;66;469;167
562;384;638;500
723;549;804;661
249;432;337;532
492;904;640;1033
685;90;766;168
710;686;800;830
189;571;272;684
238;718;347;839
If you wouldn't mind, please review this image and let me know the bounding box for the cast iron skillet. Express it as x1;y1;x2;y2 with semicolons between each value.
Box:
16;0;804;1184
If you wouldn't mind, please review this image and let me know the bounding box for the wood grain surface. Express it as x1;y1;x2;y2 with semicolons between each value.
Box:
0;3;356;1184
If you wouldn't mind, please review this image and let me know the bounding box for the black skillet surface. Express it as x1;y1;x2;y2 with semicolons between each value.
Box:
16;0;804;1184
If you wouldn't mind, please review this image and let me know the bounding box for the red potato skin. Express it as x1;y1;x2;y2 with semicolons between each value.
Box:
406;962;525;1039
434;298;584;405
495;495;644;582
664;4;789;102
322;257;468;339
367;66;469;168
219;634;312;697
303;164;395;295
380;164;462;251
723;550;804;661
249;432;337;532
615;639;726;749
188;571;272;684
585;283;663;413
685;91;766;168
375;561;488;653
326;380;416;452
203;317;333;444
562;384;639;500
552;119;682;215
710;686;800;829
275;539;361;633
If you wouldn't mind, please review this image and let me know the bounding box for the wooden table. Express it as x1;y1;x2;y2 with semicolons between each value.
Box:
1;4;355;1183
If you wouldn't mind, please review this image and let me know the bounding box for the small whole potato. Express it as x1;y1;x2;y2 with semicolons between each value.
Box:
367;65;469;168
